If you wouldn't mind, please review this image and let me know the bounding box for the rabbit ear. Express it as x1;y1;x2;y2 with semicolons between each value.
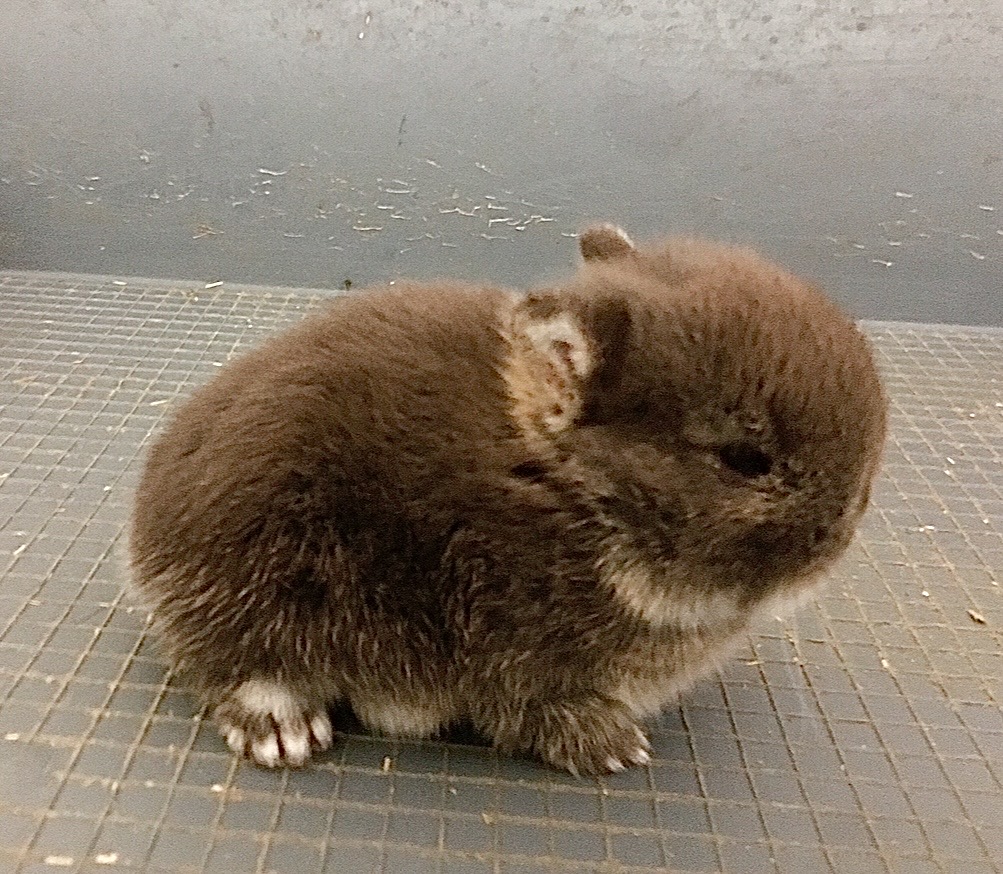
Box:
506;294;632;432
508;295;595;431
579;224;636;261
520;310;593;379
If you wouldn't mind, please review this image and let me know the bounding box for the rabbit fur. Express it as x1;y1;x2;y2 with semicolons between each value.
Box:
130;224;887;775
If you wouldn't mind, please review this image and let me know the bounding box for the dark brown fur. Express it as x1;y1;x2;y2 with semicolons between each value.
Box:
130;226;887;775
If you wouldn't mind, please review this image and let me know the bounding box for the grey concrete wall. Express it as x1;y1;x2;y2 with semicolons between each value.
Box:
1;0;1001;325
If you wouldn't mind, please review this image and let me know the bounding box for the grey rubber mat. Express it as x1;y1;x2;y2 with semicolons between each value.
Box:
0;271;1000;874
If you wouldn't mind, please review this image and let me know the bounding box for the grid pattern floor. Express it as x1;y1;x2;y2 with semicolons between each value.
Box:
0;271;1000;874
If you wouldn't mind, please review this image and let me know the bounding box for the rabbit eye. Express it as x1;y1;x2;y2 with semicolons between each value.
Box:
719;442;773;478
511;460;548;482
630;398;651;418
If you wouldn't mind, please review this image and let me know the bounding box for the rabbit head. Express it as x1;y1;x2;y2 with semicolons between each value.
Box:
503;225;888;618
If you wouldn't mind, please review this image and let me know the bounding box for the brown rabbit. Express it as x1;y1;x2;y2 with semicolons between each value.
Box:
130;225;887;775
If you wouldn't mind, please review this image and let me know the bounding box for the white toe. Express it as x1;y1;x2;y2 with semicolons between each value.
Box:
631;747;651;765
252;735;282;768
310;714;333;748
281;730;310;766
225;727;245;754
605;757;626;772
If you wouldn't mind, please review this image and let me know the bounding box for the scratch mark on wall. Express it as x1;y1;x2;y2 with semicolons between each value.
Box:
198;98;215;135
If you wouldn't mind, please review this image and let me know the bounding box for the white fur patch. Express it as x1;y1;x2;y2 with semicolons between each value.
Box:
601;555;743;630
235;679;301;721
353;700;447;738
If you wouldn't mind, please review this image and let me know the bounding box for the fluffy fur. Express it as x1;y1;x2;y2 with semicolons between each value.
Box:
130;226;887;775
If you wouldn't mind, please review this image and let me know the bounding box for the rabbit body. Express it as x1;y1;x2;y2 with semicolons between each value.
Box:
131;226;886;774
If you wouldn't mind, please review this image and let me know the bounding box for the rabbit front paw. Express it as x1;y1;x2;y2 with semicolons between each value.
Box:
214;679;333;768
532;698;652;777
